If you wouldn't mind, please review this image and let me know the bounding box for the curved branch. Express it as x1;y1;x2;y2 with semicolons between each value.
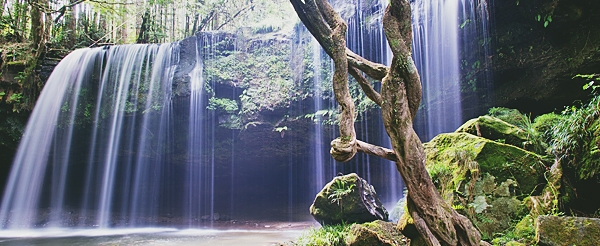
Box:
346;49;388;80
356;140;397;162
349;67;382;106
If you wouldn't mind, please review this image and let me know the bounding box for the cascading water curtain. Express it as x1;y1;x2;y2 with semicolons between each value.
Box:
411;0;463;141
0;44;178;229
412;0;493;140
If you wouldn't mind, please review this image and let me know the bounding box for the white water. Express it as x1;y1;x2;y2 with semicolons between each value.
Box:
412;0;463;141
311;38;327;196
186;36;208;226
0;44;178;229
411;0;493;140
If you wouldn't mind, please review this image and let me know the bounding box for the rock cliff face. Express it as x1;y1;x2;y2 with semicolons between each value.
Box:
472;0;600;115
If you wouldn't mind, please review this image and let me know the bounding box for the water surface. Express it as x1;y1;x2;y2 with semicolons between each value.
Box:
0;224;309;246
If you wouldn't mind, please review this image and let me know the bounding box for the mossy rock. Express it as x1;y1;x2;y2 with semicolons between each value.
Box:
310;173;388;225
423;132;547;239
424;132;546;195
456;116;528;148
347;220;408;246
536;215;600;246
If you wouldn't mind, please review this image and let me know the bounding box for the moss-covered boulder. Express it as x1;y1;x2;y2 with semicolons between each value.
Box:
347;220;408;246
425;132;546;195
455;116;528;148
536;215;600;246
423;132;548;239
310;173;388;225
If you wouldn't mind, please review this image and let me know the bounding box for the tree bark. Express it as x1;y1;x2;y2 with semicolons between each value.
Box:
290;0;486;245
30;0;45;50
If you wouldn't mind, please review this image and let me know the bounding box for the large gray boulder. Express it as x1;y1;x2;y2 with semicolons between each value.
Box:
310;173;388;225
536;215;600;246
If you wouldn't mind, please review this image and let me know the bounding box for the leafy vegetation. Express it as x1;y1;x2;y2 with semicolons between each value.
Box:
328;179;355;211
294;223;353;246
550;94;600;180
207;97;238;114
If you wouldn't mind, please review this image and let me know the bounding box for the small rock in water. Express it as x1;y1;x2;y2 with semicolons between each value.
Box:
213;213;220;221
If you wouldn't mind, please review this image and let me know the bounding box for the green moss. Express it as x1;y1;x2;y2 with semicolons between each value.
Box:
536;216;600;246
487;107;527;127
4;60;27;66
424;132;547;240
532;112;563;142
397;213;419;239
347;220;406;246
425;133;546;196
456;116;528;148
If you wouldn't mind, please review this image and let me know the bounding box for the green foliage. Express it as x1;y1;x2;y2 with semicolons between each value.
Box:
486;108;550;155
536;14;553;28
207;97;238;114
532;113;563;143
304;109;338;125
551;94;600;180
469;195;491;214
519;113;548;155
0;109;26;148
295;223;352;246
7;93;22;103
205;45;295;122
328;179;355;210
575;74;600;92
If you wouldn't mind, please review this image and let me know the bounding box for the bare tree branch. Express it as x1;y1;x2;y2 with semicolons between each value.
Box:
346;49;388;80
356;140;397;162
349;66;382;106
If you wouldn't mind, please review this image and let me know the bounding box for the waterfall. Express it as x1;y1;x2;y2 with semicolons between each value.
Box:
411;0;463;141
0;44;178;229
311;38;326;196
185;35;207;226
0;0;491;230
412;0;493;140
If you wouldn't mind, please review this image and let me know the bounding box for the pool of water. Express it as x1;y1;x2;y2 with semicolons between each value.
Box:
0;222;314;246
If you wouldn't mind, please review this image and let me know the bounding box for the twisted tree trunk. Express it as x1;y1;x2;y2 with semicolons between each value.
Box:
290;0;486;245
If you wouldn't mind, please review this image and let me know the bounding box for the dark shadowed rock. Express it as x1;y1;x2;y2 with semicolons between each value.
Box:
310;173;388;225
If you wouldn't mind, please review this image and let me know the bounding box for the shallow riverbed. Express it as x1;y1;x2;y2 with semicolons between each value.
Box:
0;222;315;246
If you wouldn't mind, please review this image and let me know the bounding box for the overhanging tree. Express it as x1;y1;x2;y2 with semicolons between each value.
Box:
289;0;487;245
